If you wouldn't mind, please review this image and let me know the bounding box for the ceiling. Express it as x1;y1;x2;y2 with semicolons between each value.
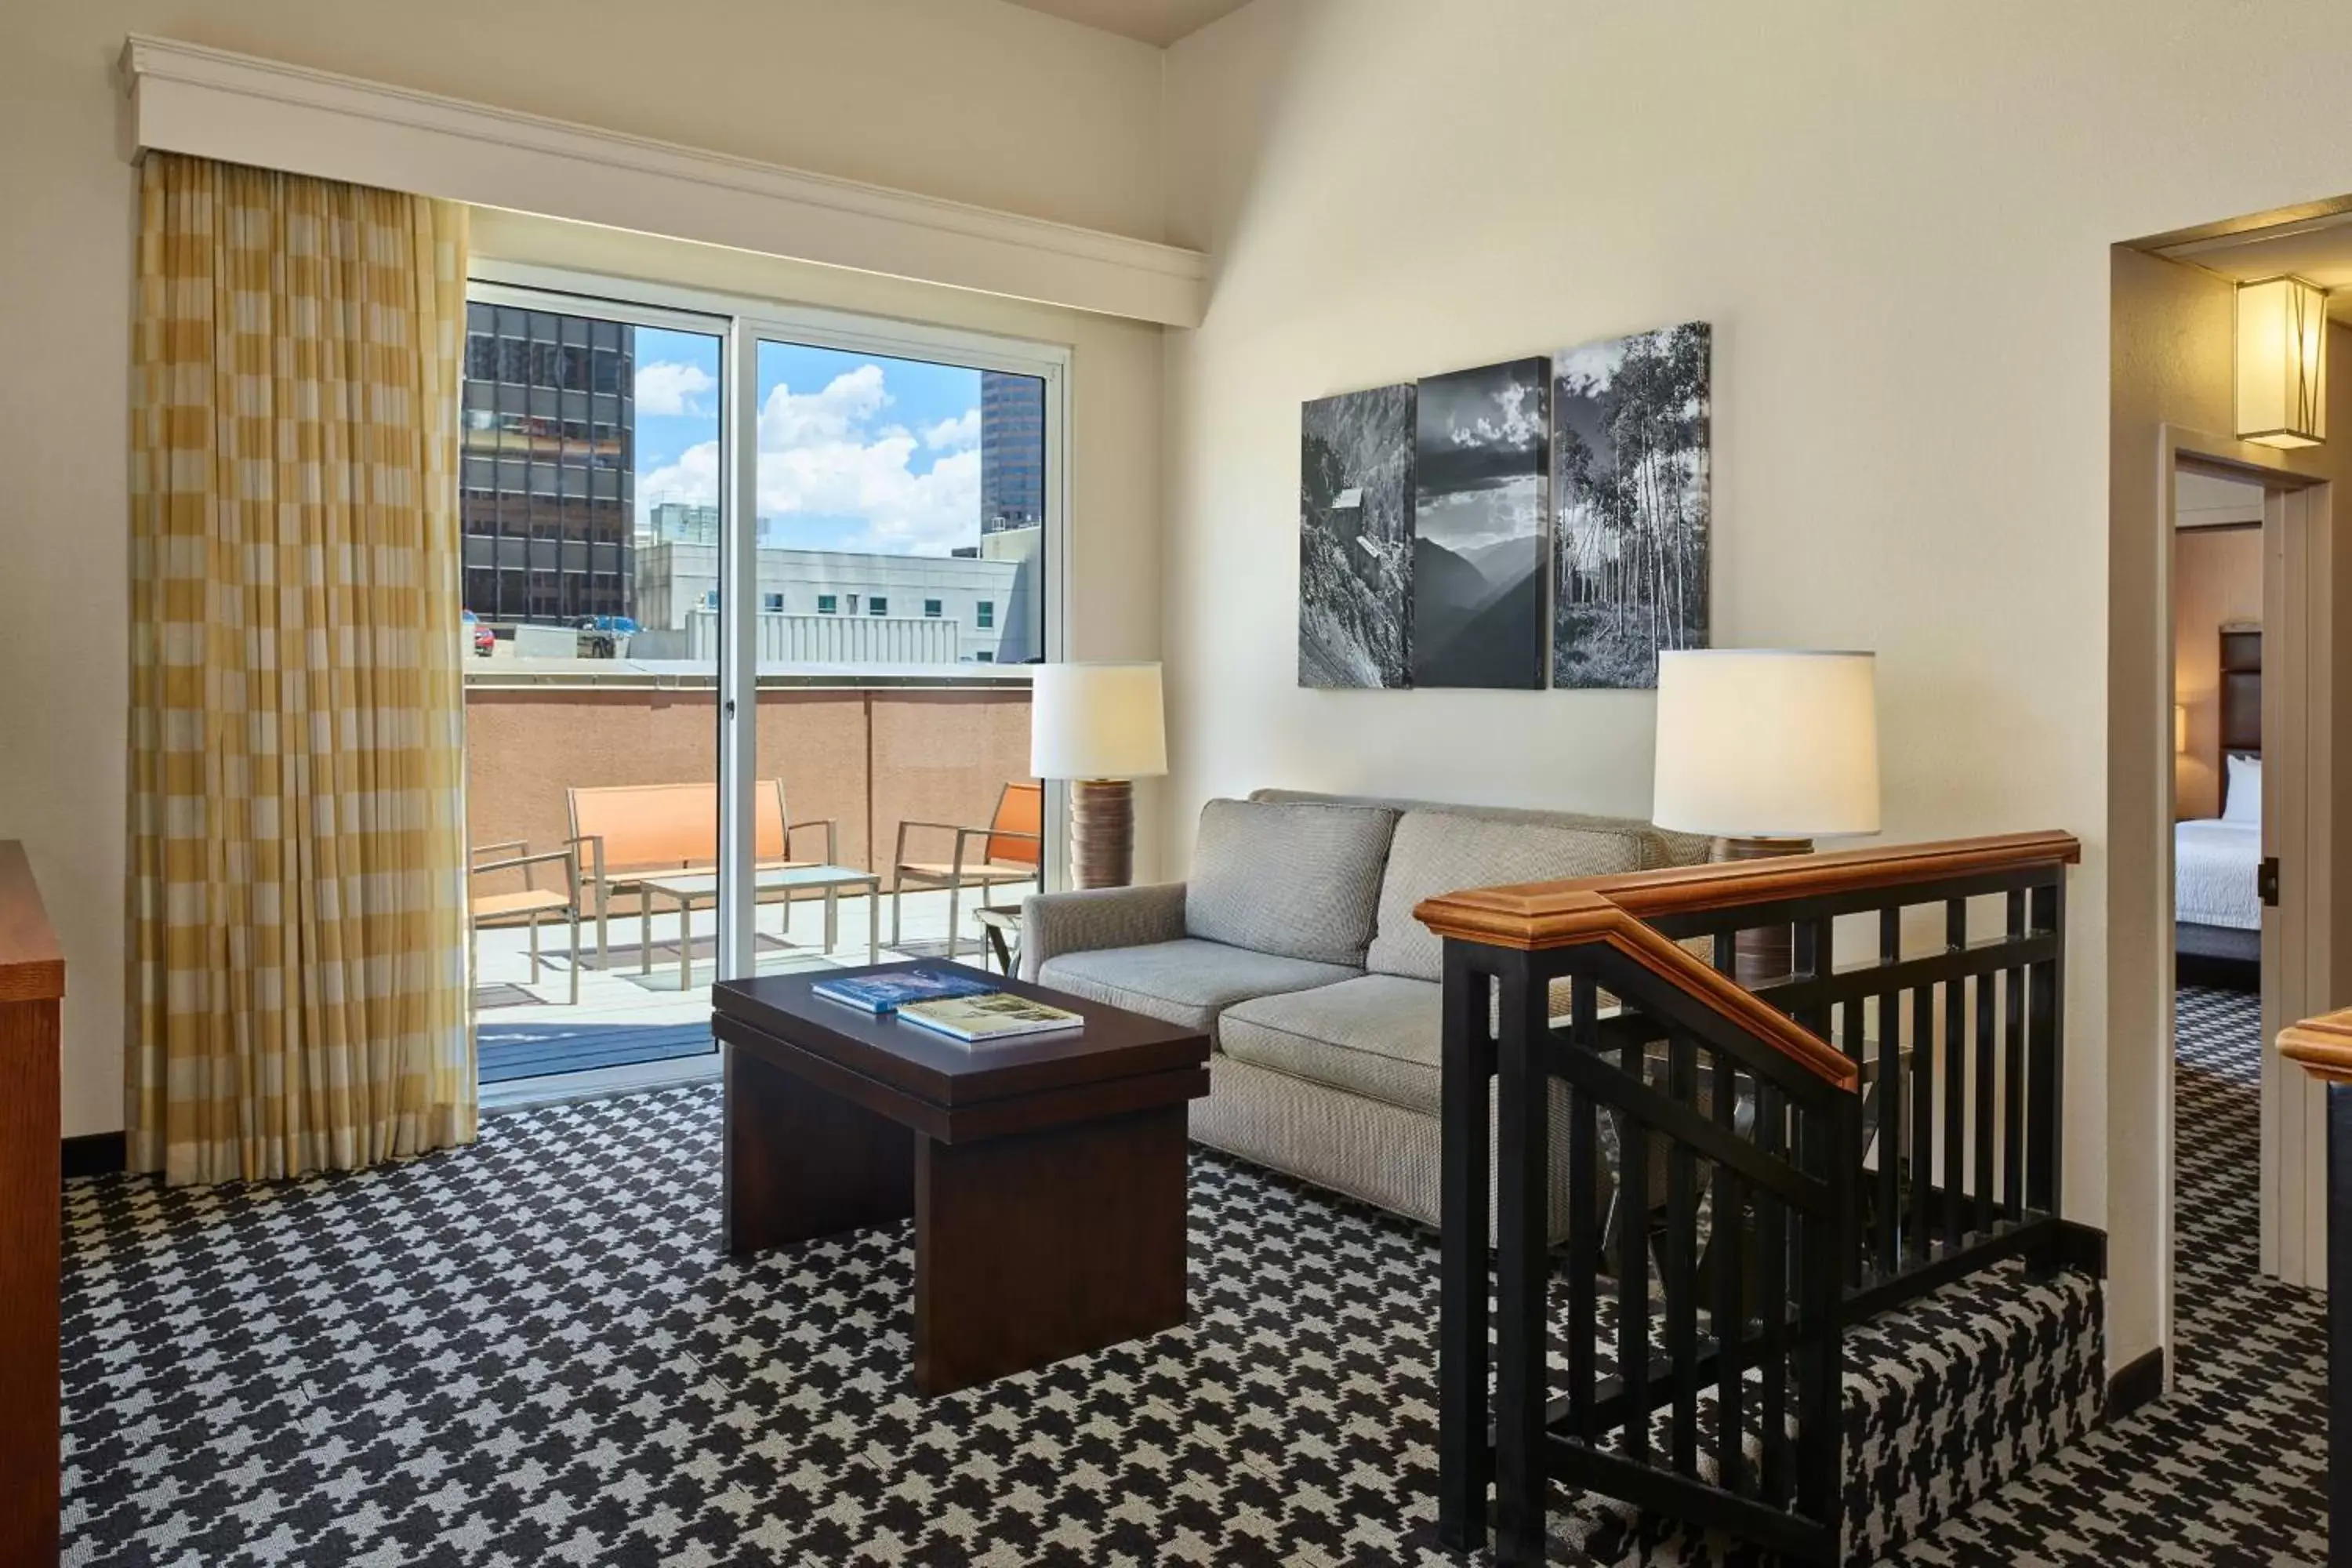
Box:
1003;0;1251;46
2154;213;2352;324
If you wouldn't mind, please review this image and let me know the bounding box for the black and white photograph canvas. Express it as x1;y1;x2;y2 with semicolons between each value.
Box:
1410;357;1550;689
1551;321;1711;688
1298;383;1414;688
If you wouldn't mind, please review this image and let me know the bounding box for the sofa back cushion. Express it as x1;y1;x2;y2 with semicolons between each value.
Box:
1251;787;1708;869
1366;810;1650;981
1185;797;1398;965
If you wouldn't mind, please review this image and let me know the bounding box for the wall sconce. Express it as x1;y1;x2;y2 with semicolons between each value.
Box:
2175;703;2188;754
2235;274;2329;448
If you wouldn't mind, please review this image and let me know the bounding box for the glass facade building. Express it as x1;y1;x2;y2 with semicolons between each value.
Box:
460;303;635;623
979;369;1045;535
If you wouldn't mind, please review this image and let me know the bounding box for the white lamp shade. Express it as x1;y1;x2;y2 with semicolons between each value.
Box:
1651;650;1880;838
1030;662;1167;780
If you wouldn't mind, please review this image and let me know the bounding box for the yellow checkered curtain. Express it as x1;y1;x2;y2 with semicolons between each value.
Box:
128;154;474;1185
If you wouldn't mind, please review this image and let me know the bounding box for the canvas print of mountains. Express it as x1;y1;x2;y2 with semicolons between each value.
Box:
1552;321;1711;688
1410;358;1550;689
1298;383;1414;688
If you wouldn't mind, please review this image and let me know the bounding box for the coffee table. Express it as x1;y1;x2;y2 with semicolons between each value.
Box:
636;864;881;988
710;963;1210;1395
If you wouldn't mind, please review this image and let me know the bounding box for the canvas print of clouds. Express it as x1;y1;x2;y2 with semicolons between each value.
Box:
1552;321;1711;689
1410;358;1551;690
1299;383;1414;688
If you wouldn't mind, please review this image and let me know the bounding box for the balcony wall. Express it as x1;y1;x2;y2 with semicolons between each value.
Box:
464;680;1034;889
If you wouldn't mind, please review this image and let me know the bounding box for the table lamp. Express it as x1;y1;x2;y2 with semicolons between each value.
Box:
1651;649;1881;984
1030;662;1167;890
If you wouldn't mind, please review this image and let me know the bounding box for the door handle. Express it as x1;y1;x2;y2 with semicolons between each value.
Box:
2259;856;2281;908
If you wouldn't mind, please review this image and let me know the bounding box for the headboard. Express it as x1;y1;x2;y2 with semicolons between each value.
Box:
2220;622;2261;811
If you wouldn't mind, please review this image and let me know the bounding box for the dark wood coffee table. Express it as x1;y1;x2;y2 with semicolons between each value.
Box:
710;963;1210;1395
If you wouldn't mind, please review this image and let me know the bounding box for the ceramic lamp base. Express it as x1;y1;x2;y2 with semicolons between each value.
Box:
1070;779;1134;890
1718;835;1814;987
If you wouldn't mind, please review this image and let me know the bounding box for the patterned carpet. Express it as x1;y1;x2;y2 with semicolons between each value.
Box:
1890;984;2328;1566
56;985;2317;1565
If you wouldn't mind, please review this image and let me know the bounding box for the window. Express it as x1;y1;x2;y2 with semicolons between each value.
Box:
699;589;719;611
753;336;1052;667
975;652;994;663
817;594;837;615
762;592;784;612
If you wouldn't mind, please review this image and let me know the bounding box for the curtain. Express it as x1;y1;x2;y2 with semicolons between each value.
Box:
128;153;474;1185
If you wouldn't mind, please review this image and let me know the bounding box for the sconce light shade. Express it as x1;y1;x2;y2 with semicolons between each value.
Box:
2235;275;2328;448
2175;703;2189;754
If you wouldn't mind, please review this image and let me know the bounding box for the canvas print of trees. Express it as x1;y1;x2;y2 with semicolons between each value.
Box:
1551;321;1711;688
1410;358;1550;689
1298;384;1414;688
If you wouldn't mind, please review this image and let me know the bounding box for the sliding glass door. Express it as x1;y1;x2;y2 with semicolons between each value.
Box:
461;287;745;1087
460;265;1070;1093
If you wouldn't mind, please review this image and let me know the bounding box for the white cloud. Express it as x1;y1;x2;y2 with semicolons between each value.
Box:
923;409;981;450
635;362;982;554
635;361;716;417
1452;382;1544;448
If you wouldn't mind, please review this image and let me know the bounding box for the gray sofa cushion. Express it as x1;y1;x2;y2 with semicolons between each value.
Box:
1036;938;1361;1036
1218;973;1445;1116
1184;798;1399;966
1252;787;1709;869
1366;810;1651;982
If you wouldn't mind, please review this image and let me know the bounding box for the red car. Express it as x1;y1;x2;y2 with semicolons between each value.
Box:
463;610;495;658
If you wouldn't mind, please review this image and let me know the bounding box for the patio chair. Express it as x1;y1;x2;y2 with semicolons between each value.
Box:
568;779;838;964
469;837;586;1005
890;781;1043;961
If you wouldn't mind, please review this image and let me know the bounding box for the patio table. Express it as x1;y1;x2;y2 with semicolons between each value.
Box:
636;864;882;988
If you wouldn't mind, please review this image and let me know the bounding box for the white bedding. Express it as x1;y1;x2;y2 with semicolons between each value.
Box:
2176;817;2262;931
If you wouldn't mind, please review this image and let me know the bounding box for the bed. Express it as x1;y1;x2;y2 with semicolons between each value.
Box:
2176;624;2262;975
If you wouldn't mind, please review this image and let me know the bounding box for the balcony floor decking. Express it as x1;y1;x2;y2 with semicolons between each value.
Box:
473;885;1016;1084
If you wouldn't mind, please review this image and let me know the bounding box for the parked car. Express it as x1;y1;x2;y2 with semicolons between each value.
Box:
574;615;639;658
462;609;494;658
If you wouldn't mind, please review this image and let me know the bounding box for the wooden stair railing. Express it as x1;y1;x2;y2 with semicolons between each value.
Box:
1417;830;2085;1567
0;843;63;1567
2281;1009;2352;1568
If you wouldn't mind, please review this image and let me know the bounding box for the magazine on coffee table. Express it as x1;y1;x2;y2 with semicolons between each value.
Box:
896;991;1085;1044
811;967;996;1015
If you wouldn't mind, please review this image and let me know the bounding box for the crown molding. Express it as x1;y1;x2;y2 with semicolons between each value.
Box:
118;34;1205;328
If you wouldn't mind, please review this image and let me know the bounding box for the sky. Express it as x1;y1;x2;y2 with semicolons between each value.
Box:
630;328;995;554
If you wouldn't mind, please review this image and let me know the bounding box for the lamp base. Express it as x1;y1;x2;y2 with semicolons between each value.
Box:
1070;779;1134;890
1715;835;1814;988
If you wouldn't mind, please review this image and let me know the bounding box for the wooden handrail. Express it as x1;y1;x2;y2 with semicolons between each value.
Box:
1413;832;2082;1095
0;844;64;1005
1417;831;2082;939
1423;887;1858;1091
2282;1007;2352;1083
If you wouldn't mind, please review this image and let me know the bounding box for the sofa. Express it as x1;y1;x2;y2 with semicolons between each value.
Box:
1020;789;1709;1238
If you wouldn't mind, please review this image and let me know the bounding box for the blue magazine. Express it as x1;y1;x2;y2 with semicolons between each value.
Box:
811;967;998;1015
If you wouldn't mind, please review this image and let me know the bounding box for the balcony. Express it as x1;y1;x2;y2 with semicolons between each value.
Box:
463;653;1035;1086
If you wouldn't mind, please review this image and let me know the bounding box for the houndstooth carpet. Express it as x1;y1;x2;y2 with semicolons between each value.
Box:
57;985;2310;1566
1889;984;2328;1566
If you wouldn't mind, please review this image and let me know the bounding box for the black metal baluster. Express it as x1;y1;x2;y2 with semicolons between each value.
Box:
1795;1094;1855;1539
1875;905;1902;1281
1618;1101;1652;1471
1711;1051;1745;1498
1973;967;1996;1239
1943;900;1967;1253
1713;929;1736;975
2004;892;2027;1222
1840;975;1869;1288
1436;942;1491;1550
1494;954;1552;1566
1910;978;1933;1266
1758;1081;1790;1508
2027;879;2064;1215
1567;976;1600;1443
1666;1033;1698;1475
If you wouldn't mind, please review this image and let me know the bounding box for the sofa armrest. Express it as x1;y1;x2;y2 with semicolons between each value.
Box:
1020;883;1189;982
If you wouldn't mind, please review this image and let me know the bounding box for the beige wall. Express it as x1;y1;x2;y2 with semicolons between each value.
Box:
2172;526;2263;822
0;0;1165;1138
1158;0;2352;1374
